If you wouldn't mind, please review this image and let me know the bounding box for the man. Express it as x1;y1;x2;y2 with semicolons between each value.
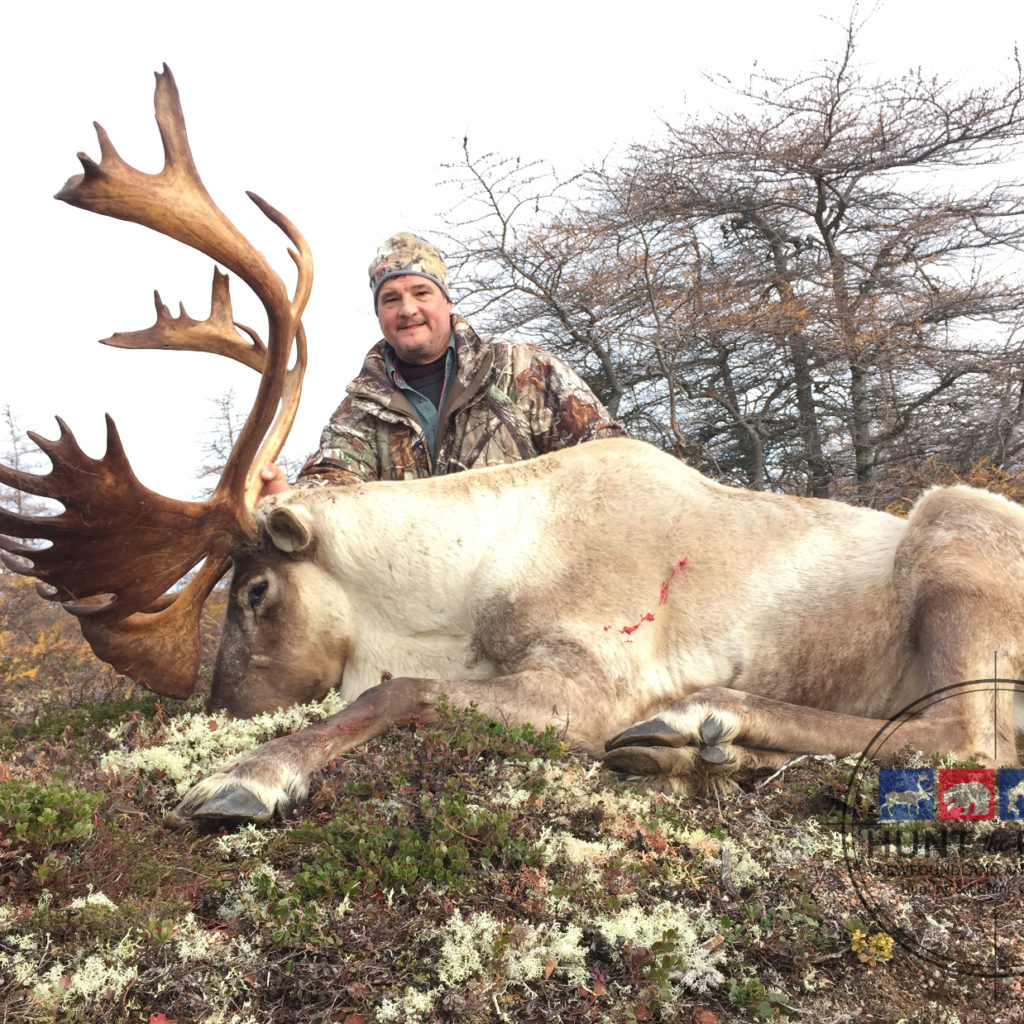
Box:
260;232;625;495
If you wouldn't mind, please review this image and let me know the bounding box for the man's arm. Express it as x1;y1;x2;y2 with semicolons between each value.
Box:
294;397;384;487
517;346;627;452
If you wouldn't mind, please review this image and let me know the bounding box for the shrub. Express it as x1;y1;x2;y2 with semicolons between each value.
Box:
0;778;101;848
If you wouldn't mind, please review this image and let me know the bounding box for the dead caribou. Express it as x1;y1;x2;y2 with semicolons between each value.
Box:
1;69;1021;827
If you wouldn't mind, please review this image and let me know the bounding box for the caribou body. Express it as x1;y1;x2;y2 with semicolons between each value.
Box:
2;68;1021;828
172;436;1024;824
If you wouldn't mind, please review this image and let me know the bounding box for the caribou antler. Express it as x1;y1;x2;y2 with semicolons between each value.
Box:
0;66;310;698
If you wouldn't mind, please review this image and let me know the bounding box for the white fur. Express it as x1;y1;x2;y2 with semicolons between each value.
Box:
194;438;1024;818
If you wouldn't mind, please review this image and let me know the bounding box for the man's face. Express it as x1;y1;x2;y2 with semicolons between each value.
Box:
377;275;452;364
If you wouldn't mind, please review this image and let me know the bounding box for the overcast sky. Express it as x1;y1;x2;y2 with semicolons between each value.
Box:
3;0;1020;499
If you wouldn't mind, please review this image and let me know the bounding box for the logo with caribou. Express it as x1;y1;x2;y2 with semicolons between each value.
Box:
1;70;1022;829
878;771;934;820
878;767;1024;821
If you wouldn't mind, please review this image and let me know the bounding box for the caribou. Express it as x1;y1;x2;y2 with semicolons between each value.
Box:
1;70;1022;827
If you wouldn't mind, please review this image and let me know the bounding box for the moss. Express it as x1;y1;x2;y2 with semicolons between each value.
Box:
0;695;176;750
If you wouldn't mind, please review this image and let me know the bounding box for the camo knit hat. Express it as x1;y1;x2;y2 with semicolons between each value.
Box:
368;232;450;310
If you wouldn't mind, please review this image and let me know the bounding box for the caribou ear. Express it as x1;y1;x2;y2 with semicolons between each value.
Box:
265;505;314;554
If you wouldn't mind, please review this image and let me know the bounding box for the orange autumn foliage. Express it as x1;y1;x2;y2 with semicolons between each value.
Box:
0;568;227;714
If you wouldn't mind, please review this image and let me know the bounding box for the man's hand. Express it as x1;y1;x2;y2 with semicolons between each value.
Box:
258;463;290;499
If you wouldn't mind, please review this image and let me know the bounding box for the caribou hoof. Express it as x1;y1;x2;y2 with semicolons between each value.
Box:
605;717;683;748
164;758;308;828
605;710;735;759
190;784;275;823
603;708;741;796
698;744;729;764
699;714;726;746
603;742;700;778
164;774;273;828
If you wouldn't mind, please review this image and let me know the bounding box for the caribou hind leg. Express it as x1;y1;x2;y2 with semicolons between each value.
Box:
603;689;888;796
603;674;1018;797
603;715;796;797
606;487;1024;794
894;485;1024;766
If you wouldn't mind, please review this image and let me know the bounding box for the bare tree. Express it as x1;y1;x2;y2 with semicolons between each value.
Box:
446;12;1024;504
197;389;300;498
195;388;246;497
637;16;1024;499
439;145;633;417
0;405;48;517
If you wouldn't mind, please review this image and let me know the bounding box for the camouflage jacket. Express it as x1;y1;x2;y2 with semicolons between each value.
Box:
297;315;626;485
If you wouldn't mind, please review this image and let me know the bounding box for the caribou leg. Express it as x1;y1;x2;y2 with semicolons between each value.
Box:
601;690;857;796
167;666;613;827
603;675;1017;796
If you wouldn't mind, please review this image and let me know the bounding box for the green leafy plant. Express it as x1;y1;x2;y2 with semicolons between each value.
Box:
721;887;833;965
0;778;101;847
254;703;555;944
620;929;691;1002
727;976;794;1019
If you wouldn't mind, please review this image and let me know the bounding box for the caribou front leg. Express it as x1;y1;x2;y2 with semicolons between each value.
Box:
167;665;609;827
166;687;394;826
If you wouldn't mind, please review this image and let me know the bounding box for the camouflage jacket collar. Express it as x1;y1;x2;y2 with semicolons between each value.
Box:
346;315;495;425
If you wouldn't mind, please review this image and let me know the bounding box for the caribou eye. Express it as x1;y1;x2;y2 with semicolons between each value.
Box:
247;579;269;610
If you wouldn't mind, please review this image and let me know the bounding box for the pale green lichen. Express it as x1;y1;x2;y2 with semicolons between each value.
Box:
377;984;440;1024
198;1010;262;1024
6;949;138;1008
213;823;272;861
173;913;230;962
537;828;621;880
101;692;347;796
377;909;590;1023
435;909;501;986
437;909;588;987
68;890;118;912
668;825;768;891
219;862;286;923
500;920;589;987
592;902;725;994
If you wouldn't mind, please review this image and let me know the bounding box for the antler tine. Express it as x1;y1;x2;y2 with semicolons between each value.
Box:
57;67;281;291
0;67;312;699
0;413;237;612
94;189;313;508
247;191;314;323
56;66;302;504
102;272;266;372
235;192;313;505
246;321;309;508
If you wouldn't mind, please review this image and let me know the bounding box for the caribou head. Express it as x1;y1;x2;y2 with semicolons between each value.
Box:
0;67;310;703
